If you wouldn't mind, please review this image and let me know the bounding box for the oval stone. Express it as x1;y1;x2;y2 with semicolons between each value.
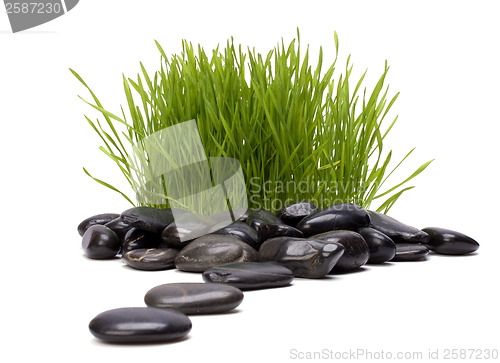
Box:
82;225;121;259
247;209;303;243
277;202;318;227
160;213;212;249
122;248;178;271
89;307;191;343
77;213;119;236
202;262;294;290
212;221;259;250
258;237;345;279
358;227;396;264
122;227;161;253
296;203;370;236
422;227;479;255
120;206;174;233
368;210;429;244
174;234;258;272
144;283;243;315
310;230;369;272
392;243;429;261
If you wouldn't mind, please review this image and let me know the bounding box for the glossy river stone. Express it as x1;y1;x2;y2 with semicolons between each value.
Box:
77;213;119;236
104;217;133;243
174;234;258;272
358;227;396;264
89;307;191;343
161;213;212;249
422;227;479;255
310;230;369;272
392;243;429;261
368;210;429;244
120;206;174;233
122;227;161;254
277;202;318;227
212;221;259;250
258;237;344;278
82;225;121;259
247;209;303;243
202;261;294;290
144;282;243;314
122;248;178;271
296;203;370;236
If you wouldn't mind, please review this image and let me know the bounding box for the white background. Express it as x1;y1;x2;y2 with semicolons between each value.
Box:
1;1;499;362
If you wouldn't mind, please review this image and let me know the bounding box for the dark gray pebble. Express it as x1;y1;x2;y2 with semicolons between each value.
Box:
174;234;258;272
120;207;174;233
368;210;429;244
78;213;119;236
311;230;369;272
296;203;370;236
422;227;479;255
202;262;294;290
212;221;259;250
392;243;429;261
122;227;161;253
89;307;191;343
359;227;396;264
122;248;178;271
104;217;133;243
258;237;344;278
82;225;121;259
277;202;318;227
247;209;303;243
144;282;243;315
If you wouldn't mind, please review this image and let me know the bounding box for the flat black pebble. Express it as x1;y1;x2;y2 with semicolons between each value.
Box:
122;227;161;253
212;221;259;250
258;237;345;278
82;225;121;259
122;248;178;271
89;307;191;343
392;243;429;261
175;234;258;272
296;203;370;236
161;213;212;249
120;206;174;233
358;227;396;264
277;202;318;227
311;230;369;272
368;210;429;244
145;282;243;314
422;227;479;255
77;213;119;236
202;262;294;290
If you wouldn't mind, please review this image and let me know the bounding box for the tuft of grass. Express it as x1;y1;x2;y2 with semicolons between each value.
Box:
71;30;432;213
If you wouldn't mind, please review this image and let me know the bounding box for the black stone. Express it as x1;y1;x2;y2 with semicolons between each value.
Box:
246;209;303;243
82;225;121;259
358;227;396;264
77;213;119;236
277;202;318;227
258;237;345;279
368;210;429;244
122;248;178;271
174;234;258;272
89;307;191;343
212;221;259;250
311;230;369;272
122;227;161;254
161;214;212;249
104;217;133;243
392;243;429;261
120;207;174;233
422;227;479;255
296;203;370;236
236;209;252;223
144;282;243;315
202;262;294;290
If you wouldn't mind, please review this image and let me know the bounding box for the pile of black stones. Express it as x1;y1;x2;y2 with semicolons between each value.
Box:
79;202;479;343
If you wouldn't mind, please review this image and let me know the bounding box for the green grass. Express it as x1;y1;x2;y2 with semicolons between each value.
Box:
71;30;432;213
